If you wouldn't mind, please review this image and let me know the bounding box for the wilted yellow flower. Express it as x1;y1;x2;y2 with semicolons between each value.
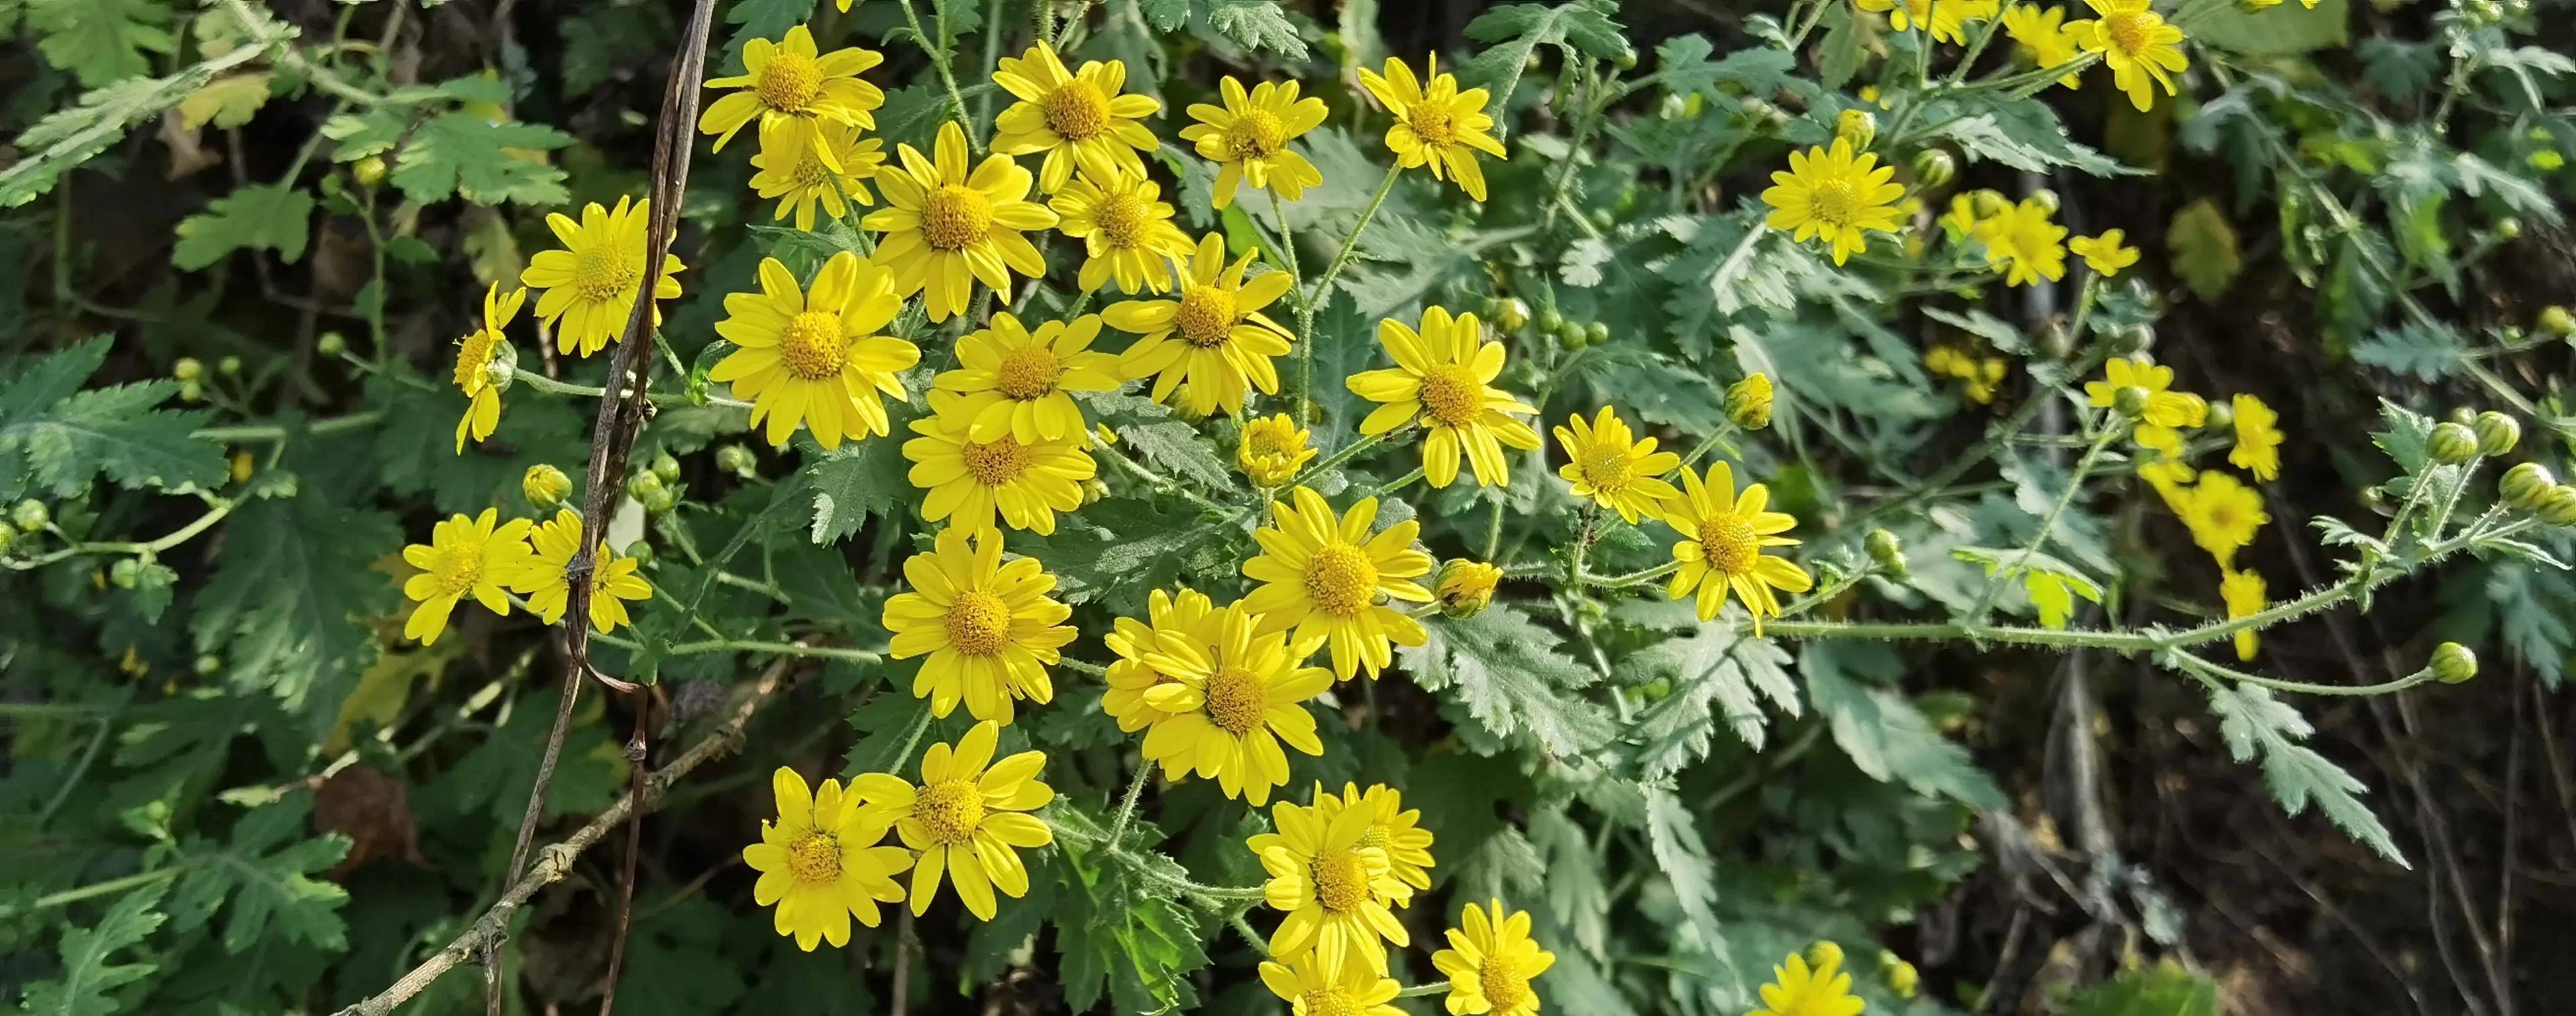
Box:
1430;899;1556;1016
1358;54;1508;201
399;509;536;645
749;119;882;232
932;311;1122;444
1242;488;1435;680
1763;139;1906;265
1106;233;1296;418
990;42;1161;193
1256;953;1405;1016
1435;559;1503;617
1660;462;1814;629
2180;471;2268;566
519;197;686;357
864;121;1059;322
1238;413;1317;488
1346;306;1542;489
1248;788;1414;974
1973;197;2069;287
711;253;920;450
2003;5;2086;89
1554;407;1682;524
2221;567;2266;660
853;721;1055;921
881;526;1076;723
1750;948;1865;1016
902;391;1097;537
743;767;910;950
1129;598;1332;806
507;509;653;634
2069;229;2140;276
1049;166;1195;294
2069;0;2188;111
1180;76;1329;209
2229;393;2282;481
698;26;886;157
452;283;524;453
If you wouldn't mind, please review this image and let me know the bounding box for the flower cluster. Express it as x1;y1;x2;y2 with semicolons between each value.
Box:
2084;358;2283;657
396;506;652;645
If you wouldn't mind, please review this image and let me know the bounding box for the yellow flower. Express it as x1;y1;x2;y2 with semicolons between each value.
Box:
989;42;1161;193
2069;0;2188;112
2003;5;2086;89
1926;346;2009;404
749;119;883;232
1131;598;1332;806
2084;358;2202;429
1346;307;1542;489
1972;197;2069;287
902;391;1097;537
853;721;1055;920
1750;950;1866;1016
1316;782;1436;901
933;311;1121;443
699;26;885;158
1435;560;1503;617
506;509;653;633
398;509;536;645
1854;0;1992;43
1762;139;1906;266
712;252;920;451
520;197;687;358
1049;166;1195;294
1181;76;1330;209
881;527;1077;723
2229;393;2282;481
1106;233;1297;417
1430;899;1556;1016
1727;372;1776;430
1660;462;1814;628
2181;471;2267;566
1257;953;1406;1016
1554;407;1683;524
744;767;911;950
2069;229;2140;276
1242;488;1436;680
453;283;525;454
2221;567;2266;661
1357;54;1509;201
865;120;1059;322
1238;413;1318;488
1102;587;1221;732
1248;788;1413;975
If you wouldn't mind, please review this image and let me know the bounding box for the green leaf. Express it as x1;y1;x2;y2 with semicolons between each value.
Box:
0;337;225;499
172;184;314;269
1091;394;1232;491
2357;38;2440;101
1925;93;2135;177
720;0;816;72
615;895;749;1016
17;879;168;1016
191;493;398;723
2203;680;2406;864
1621;603;1801;762
167;795;352;953
1203;0;1309;59
27;0;174;87
2351;322;2463;380
1401;603;1615;758
2066;962;2220;1016
1055;830;1210;1013
803;404;918;544
1642;785;1739;993
1652;36;1799;99
2165;199;2242;301
2190;0;2347;56
1010;498;1238;616
424;688;621;827
1804;642;2007;809
1458;0;1628;127
2369;397;2434;474
367;369;590;513
388;111;575;207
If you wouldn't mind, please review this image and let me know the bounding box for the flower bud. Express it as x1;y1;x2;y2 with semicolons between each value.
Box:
2430;642;2477;684
624;540;655;568
317;332;349;358
352;155;388;187
2200;399;2233;432
1866;529;1908;577
2121;323;2156;355
179;380;204;403
218;356;241;377
1538;307;1565;334
1494;297;1530;333
2500;463;2555;509
1436;560;1503;618
2428;422;2479;464
523;464;573;511
2112;386;2151;418
650;451;683;485
2540;485;2576;526
0;525;15;556
1909;148;1956;189
2475;411;2520;456
12;499;49;532
229;449;254;484
1238;414;1316;488
1835;109;1877;152
1081;478;1112;505
1880;952;1921;999
1585;320;1610;346
716;444;757;478
2026;189;2061;215
194;654;223;676
2496;216;2523;240
109;558;140;589
2540;305;2575;338
174;357;204;382
1727;373;1775;430
1806;941;1845;973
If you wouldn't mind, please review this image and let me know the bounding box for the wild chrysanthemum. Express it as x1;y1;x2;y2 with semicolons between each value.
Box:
865;121;1058;322
399;509;537;645
712;252;919;450
1257;953;1407;1016
1972;197;2069;287
1434;560;1503;617
1130;599;1332;806
990;42;1161;193
1431;899;1556;1016
1762;139;1906;266
853;721;1055;921
1659;462;1814;628
1238;413;1318;488
902;391;1097;536
2222;567;2267;661
2069;229;2140;276
520;197;686;358
1346;307;1542;489
749;119;882;232
2003;5;2086;88
699;26;885;157
1315;783;1436;902
934;312;1121;444
507;509;652;633
1102;587;1222;731
2084;358;2202;429
1855;0;1994;43
1553;407;1682;524
1106;233;1296;418
1749;949;1866;1016
1241;488;1436;681
1049;166;1194;294
2229;393;2282;481
2181;471;2267;567
881;526;1077;723
1248;789;1413;975
2069;0;2188;112
1357;54;1508;201
1180;76;1329;209
744;767;911;950
452;283;525;454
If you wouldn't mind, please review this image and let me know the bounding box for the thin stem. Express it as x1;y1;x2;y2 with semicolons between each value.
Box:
0;866;182;918
896;0;977;149
1302;166;1402;313
1283;427;1400;490
1367;466;1427;500
1264;188;1311;421
1397;980;1453;999
512;366;752;410
2169;652;2443;698
1105;766;1151;846
1961;422;2117;625
1678;421;1741;468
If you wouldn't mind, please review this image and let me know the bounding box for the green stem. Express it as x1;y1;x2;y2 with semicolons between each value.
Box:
1678;421;1741;468
0;867;183;918
1105;766;1151;846
5;497;239;571
1097;442;1231;515
1941;0;2020;87
1961;423;2117;625
1367;466;1427;500
1578;560;1683;590
195;410;386;442
511;367;752;410
896;0;977;149
1302;166;1402;314
2169;652;2442;698
1283;427;1399;490
1397;980;1452;999
1266;188;1313;421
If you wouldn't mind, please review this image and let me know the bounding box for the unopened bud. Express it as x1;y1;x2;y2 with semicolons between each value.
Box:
623;540;655;568
1835;109;1877;152
2200;399;2233;432
1880;952;1920;999
2428;422;2479;464
1495;297;1529;332
1435;560;1503;618
1806;941;1845;972
352;155;388;187
650;452;682;485
2112;386;2151;418
2500;463;2555;509
1866;529;1907;577
2475;411;2520;456
1727;373;1775;430
2539;306;2574;338
110;558;140;589
2540;485;2576;526
716;444;757;478
217;356;241;377
2430;642;2477;684
1909;148;1956;189
318;332;349;358
523;464;572;511
12;499;49;532
174;357;204;381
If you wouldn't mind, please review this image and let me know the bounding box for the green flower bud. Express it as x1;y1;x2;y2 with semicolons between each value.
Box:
1909;148;1956;189
716;444;757;478
2430;642;2477;684
109;558;140;589
194;654;223;676
352;155;388;187
2496;216;2524;240
1585;320;1610;345
651;452;682;485
2200;398;2234;432
2540;485;2576;527
1614;47;1639;70
2475;411;2520;456
0;525;14;556
2112;386;2151;418
174;357;204;382
1495;297;1529;333
1835;109;1877;152
179;380;204;403
2121;323;2155;354
524;464;573;511
13;499;50;533
2539;306;2575;338
2500;463;2555;509
217;356;242;377
317;332;349;358
1537;307;1565;334
1879;952;1921;999
1866;529;1907;577
2026;189;2061;215
627;470;666;501
2428;422;2479;464
624;540;655;568
1727;373;1775;430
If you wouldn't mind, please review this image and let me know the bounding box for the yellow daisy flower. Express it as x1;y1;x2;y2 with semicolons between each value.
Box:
931;311;1121;444
1105;233;1297;418
743;767;912;950
2141;456;2196;513
1241;488;1436;681
990;42;1161;193
506;509;653;634
1315;783;1436;902
2221;567;2266;661
2083;358;2202;428
1238;413;1318;488
1345;307;1542;489
2069;229;2140;276
1180;76;1330;209
865;120;1059;323
2181;471;2267;567
2003;5;2086;88
711;252;918;451
1132;599;1332;806
1257;954;1406;1016
1553;406;1682;524
453;283;525;454
1855;0;1994;42
1049;166;1195;294
1356;54;1509;201
902;390;1097;536
881;526;1077;724
1248;789;1413;975
1102;587;1221;732
1750;949;1866;1016
698;26;886;158
1659;462;1815;627
1762;139;1907;266
398;509;536;646
2069;0;2188;112
2229;393;2282;481
519;196;686;358
1972;197;2069;287
853;721;1055;921
1430;899;1556;1016
749;118;883;233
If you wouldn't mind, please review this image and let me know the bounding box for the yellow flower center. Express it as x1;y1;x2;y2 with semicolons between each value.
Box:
2204;503;2239;531
1479;953;1532;1012
1357;823;1390;852
1808;176;1863;229
2103;11;2150;55
1091;190;1150;250
755;52;822;113
1417;364;1485;427
923;185;994;251
1302;542;1379;618
943;590;1013;656
915;778;985;844
1041;81;1111;139
993;344;1065;401
1405;101;1458;147
1578;445;1635;492
787;830;843;884
1309;846;1369;912
453;331;498;393
1175;285;1238;348
1244;423;1297;460
1299;988;1360;1016
1201;666;1265;735
1226;109;1287;160
430;545;484;597
572;247;641;303
790;151;833;189
777;310;848;380
960;438;1032;486
1697;513;1760;575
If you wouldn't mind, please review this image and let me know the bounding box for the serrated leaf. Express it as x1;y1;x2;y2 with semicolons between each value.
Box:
388;111;574;206
1642;785;1735;989
18;880;168;1016
2204;680;2406;864
2368;397;2434;475
28;0;174;87
168;795;351;953
1804;641;2006;808
1203;0;1308;59
1458;0;1627;127
172;183;313;268
191;493;398;723
2067;962;2220;1016
1927;93;2135;176
425;688;621;827
176;72;271;129
2165;199;2242;301
1622;613;1800;762
2351;322;2463;380
720;0;816;72
2190;0;2347;56
1400;603;1614;758
1091;394;1231;491
615;895;749;1016
803;402;917;543
0;337;226;500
